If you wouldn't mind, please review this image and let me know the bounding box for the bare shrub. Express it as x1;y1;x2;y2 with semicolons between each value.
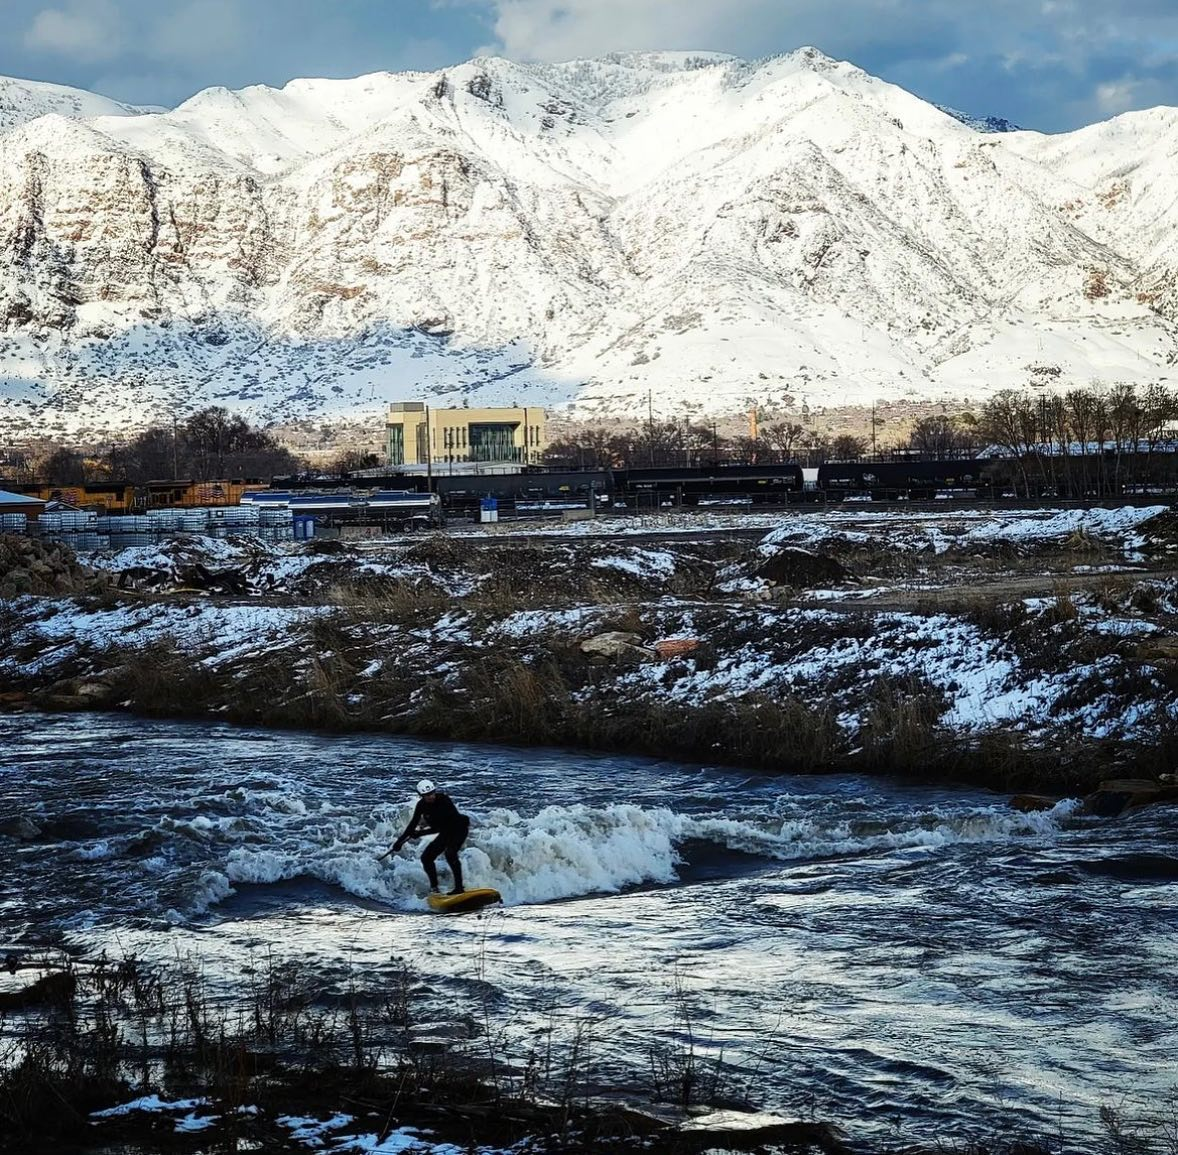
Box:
858;677;947;771
1047;583;1080;624
105;640;221;715
966;597;1030;635
646;974;730;1110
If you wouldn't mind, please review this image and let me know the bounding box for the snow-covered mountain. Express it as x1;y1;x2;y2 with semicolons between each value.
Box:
0;75;145;133
1;51;1176;435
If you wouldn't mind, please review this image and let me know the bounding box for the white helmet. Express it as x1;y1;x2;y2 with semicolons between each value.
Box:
416;778;436;796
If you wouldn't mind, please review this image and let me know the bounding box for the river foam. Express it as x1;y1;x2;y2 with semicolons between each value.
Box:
177;796;1082;917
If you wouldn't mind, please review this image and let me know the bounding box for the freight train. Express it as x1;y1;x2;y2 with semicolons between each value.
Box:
6;479;269;514
8;451;1176;523
277;464;809;513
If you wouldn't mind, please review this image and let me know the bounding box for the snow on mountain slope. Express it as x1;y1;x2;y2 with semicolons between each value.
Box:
0;49;1176;436
0;75;143;134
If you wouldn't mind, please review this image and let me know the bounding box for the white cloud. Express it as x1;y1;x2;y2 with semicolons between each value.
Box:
24;0;124;61
934;52;969;71
480;0;787;61
1095;77;1144;114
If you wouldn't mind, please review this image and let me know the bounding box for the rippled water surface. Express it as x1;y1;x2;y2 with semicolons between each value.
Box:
2;713;1175;1147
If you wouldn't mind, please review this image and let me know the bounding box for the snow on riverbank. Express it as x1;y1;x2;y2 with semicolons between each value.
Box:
759;504;1169;555
5;504;1176;762
6;597;321;675
90;1097;523;1152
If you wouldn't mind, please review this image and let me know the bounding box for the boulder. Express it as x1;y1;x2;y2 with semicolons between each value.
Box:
1134;637;1178;665
1010;794;1060;813
579;631;652;660
39;676;119;710
676;1110;849;1154
1083;779;1178;818
653;638;700;660
0;815;42;840
0;971;76;1011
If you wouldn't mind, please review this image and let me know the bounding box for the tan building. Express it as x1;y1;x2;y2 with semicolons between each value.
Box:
385;402;547;468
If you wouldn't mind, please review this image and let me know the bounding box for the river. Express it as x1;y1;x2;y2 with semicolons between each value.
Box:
1;713;1174;1148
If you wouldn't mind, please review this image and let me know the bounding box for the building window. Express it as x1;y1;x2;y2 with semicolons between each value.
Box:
469;422;522;462
388;424;405;466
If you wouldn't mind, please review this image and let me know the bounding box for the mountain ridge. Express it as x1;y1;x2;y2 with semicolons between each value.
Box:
0;51;1175;437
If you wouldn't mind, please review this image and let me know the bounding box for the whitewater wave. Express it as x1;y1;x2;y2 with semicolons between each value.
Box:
171;796;1081;917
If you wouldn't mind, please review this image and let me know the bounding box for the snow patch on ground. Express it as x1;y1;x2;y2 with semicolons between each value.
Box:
758;505;1168;556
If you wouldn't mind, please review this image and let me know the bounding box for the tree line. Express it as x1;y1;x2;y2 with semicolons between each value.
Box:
974;383;1178;497
544;421;876;470
15;409;303;486
10;383;1178;493
544;382;1178;496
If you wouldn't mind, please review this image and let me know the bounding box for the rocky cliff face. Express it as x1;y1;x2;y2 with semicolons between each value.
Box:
0;50;1176;434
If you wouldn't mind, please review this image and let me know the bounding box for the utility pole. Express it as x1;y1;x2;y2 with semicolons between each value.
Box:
871;403;877;457
647;390;654;466
424;405;433;493
172;414;179;479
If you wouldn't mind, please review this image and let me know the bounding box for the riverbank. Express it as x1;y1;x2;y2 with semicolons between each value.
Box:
0;947;852;1155
4;506;1178;794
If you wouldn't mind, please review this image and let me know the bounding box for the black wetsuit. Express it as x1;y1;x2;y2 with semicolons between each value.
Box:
393;793;470;892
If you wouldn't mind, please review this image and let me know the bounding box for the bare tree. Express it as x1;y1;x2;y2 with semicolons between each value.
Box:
763;421;805;461
906;415;977;458
829;434;868;461
37;447;89;485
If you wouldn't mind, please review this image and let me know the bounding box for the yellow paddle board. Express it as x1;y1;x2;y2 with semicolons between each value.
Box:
426;888;501;914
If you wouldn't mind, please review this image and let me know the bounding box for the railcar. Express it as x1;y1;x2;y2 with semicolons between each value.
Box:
10;482;138;514
817;459;985;500
143;479;268;508
612;464;804;506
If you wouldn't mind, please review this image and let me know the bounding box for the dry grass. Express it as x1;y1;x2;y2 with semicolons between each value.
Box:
858;677;948;771
324;579;450;625
1048;582;1080;623
104;640;221;715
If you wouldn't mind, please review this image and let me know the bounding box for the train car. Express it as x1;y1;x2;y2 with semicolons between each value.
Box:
245;488;440;523
239;490;297;506
432;470;610;515
13;482;138;514
817;459;986;500
366;490;437;513
613;463;803;506
143;479;269;508
287;493;363;515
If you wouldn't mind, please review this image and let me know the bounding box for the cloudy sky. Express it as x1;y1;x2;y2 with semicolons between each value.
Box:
2;0;1176;132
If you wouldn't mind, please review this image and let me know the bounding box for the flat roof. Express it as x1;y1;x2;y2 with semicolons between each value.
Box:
0;489;46;507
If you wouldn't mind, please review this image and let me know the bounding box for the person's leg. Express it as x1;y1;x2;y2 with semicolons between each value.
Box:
443;841;464;893
443;818;470;893
421;834;445;890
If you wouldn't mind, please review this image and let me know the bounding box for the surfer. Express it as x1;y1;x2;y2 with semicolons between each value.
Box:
381;779;469;895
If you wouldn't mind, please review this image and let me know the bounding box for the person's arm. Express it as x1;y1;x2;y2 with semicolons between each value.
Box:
377;801;423;859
